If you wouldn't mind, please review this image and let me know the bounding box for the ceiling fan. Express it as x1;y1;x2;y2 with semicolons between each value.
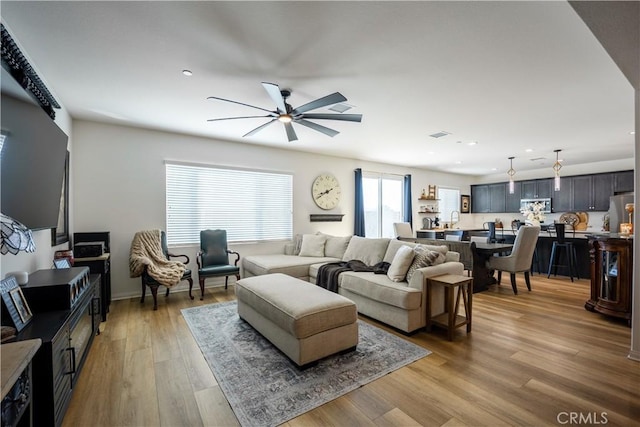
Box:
207;82;362;142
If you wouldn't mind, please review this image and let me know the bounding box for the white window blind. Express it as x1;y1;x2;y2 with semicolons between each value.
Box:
166;162;293;245
438;187;460;225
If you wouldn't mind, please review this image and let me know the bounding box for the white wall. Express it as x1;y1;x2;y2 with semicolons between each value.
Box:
72;120;475;299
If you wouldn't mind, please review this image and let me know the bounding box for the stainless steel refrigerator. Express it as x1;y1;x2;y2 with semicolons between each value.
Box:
608;193;634;233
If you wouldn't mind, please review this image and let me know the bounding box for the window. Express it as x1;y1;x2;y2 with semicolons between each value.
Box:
165;162;293;245
363;173;404;238
438;187;460;226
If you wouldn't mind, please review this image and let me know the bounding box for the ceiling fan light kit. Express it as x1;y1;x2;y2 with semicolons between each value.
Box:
207;82;362;142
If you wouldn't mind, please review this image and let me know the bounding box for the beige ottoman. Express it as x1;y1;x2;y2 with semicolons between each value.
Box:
235;273;358;367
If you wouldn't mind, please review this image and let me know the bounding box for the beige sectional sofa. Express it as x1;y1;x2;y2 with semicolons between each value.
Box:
242;234;464;333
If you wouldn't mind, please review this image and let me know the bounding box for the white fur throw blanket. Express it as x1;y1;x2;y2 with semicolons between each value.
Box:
129;230;186;287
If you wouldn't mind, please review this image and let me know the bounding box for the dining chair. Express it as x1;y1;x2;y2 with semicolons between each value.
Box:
444;229;463;241
393;222;413;238
486;225;540;294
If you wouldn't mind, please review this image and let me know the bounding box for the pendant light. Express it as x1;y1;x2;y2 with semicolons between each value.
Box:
553;149;562;191
507;157;516;194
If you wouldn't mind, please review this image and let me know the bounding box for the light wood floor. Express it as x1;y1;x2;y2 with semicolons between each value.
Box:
63;275;640;427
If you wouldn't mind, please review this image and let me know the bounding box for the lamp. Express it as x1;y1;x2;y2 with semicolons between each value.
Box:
1;213;36;255
552;149;562;191
507;156;516;194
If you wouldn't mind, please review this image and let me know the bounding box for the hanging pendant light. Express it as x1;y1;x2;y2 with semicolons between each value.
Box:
507;157;516;194
553;149;562;191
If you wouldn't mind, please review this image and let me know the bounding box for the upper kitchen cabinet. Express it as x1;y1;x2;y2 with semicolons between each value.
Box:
572;173;613;211
521;179;553;199
613;170;634;194
505;181;522;213
471;183;506;213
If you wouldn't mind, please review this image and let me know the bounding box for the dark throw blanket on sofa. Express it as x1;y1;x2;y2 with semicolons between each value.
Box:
316;260;390;292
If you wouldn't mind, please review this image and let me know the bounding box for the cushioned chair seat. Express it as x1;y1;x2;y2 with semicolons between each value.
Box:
145;268;192;285
199;265;239;275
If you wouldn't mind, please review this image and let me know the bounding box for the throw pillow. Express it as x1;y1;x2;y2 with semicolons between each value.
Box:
298;234;327;257
387;245;416;282
406;244;446;282
342;236;390;266
317;233;352;258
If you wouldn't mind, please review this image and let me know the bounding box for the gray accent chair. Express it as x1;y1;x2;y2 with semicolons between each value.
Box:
486;225;541;294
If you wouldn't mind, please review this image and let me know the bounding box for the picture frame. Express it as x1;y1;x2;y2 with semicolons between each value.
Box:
461;194;471;214
0;276;33;332
53;258;72;269
52;150;70;245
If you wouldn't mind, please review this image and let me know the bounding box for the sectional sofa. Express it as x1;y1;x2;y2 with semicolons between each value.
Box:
242;234;464;333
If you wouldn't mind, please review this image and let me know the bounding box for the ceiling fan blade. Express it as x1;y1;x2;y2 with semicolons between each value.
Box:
243;119;277;137
262;82;287;113
283;122;298;142
300;113;363;122
295;119;339;137
292;92;347;115
207;115;271;122
207;96;275;114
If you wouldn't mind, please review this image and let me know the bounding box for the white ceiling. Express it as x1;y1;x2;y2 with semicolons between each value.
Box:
1;1;635;176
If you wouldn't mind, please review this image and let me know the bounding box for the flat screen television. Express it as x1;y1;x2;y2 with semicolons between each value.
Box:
1;65;69;230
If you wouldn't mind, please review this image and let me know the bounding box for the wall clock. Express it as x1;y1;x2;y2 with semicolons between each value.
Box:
312;174;341;210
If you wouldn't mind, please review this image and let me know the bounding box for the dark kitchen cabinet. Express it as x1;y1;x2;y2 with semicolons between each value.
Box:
505;181;522;213
553;177;572;212
521;179;552;199
489;183;506;213
471;184;505;213
471;185;490;213
613;170;634;193
572;174;613;211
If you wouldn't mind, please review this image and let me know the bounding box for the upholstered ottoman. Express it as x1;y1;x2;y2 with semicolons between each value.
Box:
235;273;358;367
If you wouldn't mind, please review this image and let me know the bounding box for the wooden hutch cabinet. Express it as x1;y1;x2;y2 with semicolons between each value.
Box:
585;235;634;325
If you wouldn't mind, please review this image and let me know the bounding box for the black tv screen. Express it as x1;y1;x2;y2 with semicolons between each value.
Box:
1;67;69;230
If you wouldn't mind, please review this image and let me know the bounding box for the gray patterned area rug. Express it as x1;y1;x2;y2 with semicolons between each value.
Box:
182;301;430;427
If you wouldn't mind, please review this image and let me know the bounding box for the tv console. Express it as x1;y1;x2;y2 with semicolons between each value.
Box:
13;269;101;427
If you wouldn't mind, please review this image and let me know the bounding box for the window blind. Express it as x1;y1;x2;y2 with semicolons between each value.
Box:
165;162;293;245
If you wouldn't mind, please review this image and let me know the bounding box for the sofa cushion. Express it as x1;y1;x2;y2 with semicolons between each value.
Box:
383;239;417;263
298;234;327;257
387;245;415;282
342;236;390;266
339;271;422;310
318;233;352;258
243;254;341;278
406;245;446;282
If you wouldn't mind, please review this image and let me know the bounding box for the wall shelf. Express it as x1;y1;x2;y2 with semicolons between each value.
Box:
310;214;344;222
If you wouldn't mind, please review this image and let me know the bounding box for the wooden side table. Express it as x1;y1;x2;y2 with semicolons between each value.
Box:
427;274;473;341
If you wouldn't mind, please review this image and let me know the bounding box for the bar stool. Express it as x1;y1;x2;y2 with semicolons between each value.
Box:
547;223;579;282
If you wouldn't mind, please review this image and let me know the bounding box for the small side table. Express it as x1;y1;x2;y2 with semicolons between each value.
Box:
427;274;473;341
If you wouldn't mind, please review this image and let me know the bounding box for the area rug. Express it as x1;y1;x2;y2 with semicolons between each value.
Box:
182;301;430;427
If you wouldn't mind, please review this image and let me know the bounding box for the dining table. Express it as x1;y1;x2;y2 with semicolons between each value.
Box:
471;242;514;292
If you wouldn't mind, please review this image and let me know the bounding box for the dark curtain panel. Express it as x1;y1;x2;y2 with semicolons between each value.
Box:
354;168;365;237
403;174;413;226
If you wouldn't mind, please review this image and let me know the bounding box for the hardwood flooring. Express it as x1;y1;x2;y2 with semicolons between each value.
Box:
63;276;639;426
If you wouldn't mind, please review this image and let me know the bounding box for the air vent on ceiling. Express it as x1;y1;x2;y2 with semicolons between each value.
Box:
530;157;547;161
429;131;451;139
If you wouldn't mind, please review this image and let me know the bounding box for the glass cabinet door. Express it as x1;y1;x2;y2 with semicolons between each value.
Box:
600;250;618;302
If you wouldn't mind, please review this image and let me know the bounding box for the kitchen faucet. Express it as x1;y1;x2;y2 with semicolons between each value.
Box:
450;210;460;228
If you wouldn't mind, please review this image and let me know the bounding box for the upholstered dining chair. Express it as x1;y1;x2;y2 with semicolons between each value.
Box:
486;225;540;294
140;231;194;310
444;229;463;241
197;229;240;297
393;222;413;238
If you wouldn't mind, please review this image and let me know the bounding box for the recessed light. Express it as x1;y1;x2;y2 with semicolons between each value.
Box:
182;69;193;76
455;161;462;164
525;148;533;153
467;141;478;146
631;131;636;135
491;167;498;171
